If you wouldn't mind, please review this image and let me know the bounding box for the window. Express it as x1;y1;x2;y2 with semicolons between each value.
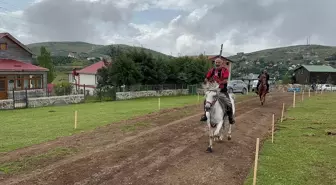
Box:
0;43;7;50
8;74;43;90
16;75;22;89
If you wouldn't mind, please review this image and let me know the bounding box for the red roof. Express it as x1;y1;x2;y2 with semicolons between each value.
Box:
77;61;109;74
0;32;34;55
0;59;48;72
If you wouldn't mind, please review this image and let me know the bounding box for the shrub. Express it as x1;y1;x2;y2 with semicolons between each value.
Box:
54;82;73;96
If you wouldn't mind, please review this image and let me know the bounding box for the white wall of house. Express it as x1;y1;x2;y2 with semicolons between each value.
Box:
68;73;97;95
80;74;96;86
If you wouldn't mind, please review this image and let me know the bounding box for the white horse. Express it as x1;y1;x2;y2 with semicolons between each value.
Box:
202;82;235;153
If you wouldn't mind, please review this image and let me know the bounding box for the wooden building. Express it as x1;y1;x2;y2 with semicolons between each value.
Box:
293;65;336;84
0;32;48;100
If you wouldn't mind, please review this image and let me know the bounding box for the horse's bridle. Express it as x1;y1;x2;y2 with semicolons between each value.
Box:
205;90;219;108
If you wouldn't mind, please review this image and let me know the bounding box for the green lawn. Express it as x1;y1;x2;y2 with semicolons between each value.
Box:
52;72;68;83
0;95;206;152
245;93;336;185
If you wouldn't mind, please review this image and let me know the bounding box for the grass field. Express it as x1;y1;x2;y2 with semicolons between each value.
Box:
0;95;200;152
52;72;68;83
245;93;336;185
0;94;249;153
0;94;251;153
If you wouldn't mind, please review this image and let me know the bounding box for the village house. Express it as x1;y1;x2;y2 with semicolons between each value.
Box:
68;60;110;95
293;65;336;84
0;32;48;100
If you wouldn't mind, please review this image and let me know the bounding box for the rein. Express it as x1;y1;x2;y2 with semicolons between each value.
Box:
205;90;218;108
205;90;219;128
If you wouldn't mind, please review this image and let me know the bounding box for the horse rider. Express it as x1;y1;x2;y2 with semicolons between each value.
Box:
200;58;235;125
311;82;316;91
256;69;270;94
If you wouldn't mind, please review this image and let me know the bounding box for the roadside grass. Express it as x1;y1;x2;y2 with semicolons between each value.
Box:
0;95;197;152
0;94;250;153
245;93;336;185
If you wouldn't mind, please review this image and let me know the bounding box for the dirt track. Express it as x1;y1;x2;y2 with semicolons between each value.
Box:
0;92;297;185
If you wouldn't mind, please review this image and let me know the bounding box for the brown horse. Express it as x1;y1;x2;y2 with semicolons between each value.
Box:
258;74;267;105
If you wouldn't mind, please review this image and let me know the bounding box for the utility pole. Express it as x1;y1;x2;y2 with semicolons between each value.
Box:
219;44;223;56
218;44;231;82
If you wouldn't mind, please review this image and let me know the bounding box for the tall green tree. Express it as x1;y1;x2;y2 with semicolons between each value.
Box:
97;53;143;87
37;46;56;83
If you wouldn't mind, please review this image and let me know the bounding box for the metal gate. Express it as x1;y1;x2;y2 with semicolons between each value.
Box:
188;85;198;95
12;89;28;109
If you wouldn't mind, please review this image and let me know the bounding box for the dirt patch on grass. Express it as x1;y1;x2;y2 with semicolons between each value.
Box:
326;129;336;135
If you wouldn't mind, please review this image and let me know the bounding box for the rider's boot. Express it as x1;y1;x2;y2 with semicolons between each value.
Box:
200;100;207;121
200;113;207;121
227;107;235;124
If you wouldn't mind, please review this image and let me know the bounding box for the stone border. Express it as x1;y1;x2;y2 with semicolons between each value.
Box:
116;89;188;100
0;95;84;110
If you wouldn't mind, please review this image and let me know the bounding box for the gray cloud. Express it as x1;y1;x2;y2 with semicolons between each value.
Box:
22;0;135;43
3;0;336;55
169;0;336;48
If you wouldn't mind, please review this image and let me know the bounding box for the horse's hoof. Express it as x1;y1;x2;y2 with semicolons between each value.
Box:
228;135;232;140
206;147;213;153
219;136;224;141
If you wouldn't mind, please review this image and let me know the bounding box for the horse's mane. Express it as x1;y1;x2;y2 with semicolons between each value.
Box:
202;81;236;100
202;82;220;92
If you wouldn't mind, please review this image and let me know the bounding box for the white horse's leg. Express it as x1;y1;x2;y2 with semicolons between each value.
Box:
219;117;225;141
227;124;232;140
206;112;213;152
214;120;223;137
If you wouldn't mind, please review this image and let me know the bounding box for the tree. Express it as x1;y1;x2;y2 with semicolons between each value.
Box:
37;46;56;83
96;66;110;88
97;47;212;87
281;74;291;84
97;53;143;87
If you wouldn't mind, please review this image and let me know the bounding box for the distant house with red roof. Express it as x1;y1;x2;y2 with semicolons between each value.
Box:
68;60;110;95
0;32;48;100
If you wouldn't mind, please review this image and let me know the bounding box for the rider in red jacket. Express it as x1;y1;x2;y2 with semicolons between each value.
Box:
200;58;235;124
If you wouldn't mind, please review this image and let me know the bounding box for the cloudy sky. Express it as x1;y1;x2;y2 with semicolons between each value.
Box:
0;0;335;56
